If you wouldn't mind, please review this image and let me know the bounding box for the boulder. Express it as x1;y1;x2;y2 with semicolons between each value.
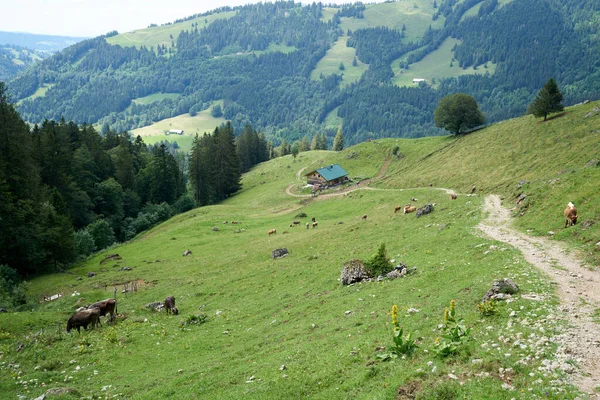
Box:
145;301;164;311
100;253;121;264
87;272;96;278
416;204;434;218
119;266;132;271
340;259;371;285
482;278;519;302
212;227;219;232
183;249;192;257
271;248;289;259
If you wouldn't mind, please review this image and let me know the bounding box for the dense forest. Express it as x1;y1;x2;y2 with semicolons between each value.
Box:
6;0;600;145
0;82;270;308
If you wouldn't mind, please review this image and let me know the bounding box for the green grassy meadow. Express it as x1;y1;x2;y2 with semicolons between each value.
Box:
2;102;600;399
106;11;237;50
392;38;497;87
131;93;180;105
311;35;368;88
339;1;444;43
131;103;226;153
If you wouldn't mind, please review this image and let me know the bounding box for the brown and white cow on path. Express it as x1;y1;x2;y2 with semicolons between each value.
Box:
564;202;577;228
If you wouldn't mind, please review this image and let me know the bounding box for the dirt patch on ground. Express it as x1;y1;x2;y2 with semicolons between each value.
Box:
478;194;600;397
395;380;422;400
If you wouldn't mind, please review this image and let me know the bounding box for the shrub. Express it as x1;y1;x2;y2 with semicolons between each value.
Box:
174;195;195;213
365;243;393;276
87;219;116;251
295;212;307;218
73;228;96;258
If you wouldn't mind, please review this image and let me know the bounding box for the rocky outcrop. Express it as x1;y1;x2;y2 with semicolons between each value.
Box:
271;248;289;259
416;204;434;218
482;278;519;302
340;259;371;285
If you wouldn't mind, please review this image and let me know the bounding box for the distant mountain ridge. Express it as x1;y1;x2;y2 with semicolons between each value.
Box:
7;0;600;145
0;31;88;52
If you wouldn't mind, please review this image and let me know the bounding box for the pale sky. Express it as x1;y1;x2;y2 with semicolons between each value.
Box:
0;0;360;37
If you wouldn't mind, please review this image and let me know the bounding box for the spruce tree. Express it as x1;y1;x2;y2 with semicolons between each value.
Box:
333;127;344;151
311;133;319;150
528;78;564;121
212;123;240;201
318;132;328;150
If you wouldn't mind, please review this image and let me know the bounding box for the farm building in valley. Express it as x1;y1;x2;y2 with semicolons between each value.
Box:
167;129;184;135
306;164;349;186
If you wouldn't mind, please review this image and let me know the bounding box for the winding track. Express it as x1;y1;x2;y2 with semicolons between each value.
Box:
478;195;600;397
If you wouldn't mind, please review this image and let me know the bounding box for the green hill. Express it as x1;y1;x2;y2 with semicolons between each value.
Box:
9;0;600;145
1;101;598;399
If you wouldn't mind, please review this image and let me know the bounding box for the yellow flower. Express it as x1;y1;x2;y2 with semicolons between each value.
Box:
450;299;456;312
444;308;449;322
435;337;440;344
391;305;398;326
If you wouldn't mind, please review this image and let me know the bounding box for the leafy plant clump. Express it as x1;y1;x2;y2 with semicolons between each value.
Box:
433;300;471;358
181;313;208;327
477;299;498;316
378;305;418;360
365;243;394;277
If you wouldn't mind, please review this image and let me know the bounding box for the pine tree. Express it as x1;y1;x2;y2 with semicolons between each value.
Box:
212;123;240;201
528;78;564;121
333;127;344;151
318;132;328;150
189;134;214;206
311;133;319;150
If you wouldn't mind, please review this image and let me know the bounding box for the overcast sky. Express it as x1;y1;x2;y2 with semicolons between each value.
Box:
0;0;362;37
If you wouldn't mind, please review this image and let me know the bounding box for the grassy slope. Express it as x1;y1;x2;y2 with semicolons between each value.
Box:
310;34;368;88
2;102;599;399
132;93;180;105
106;11;237;49
130;103;226;153
392;37;497;87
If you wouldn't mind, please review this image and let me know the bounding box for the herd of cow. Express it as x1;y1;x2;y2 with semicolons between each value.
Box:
66;296;178;333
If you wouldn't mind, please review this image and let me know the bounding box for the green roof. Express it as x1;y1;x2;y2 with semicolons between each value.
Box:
310;164;348;182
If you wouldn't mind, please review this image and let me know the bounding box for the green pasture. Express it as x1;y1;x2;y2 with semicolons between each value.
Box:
106;11;237;50
131;103;226;153
392;38;497;87
132;92;180;105
310;35;368;88
17;83;54;104
340;1;445;43
322;106;344;130
2;101;599;398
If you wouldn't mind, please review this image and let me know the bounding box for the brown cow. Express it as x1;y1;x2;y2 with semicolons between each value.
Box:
394;205;403;214
404;204;416;214
312;221;318;228
361;214;367;221
89;298;116;322
67;308;101;333
564;202;578;228
471;185;477;194
268;229;277;236
164;296;178;315
306;223;310;229
450;193;457;200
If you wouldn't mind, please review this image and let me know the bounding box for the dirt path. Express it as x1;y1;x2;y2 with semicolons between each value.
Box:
478;194;600;396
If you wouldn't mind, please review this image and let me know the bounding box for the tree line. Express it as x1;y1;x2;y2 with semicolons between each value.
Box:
0;83;275;309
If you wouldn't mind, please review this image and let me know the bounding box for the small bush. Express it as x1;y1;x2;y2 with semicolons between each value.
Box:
365;243;393;276
181;313;207;327
477;299;498;316
295;212;307;218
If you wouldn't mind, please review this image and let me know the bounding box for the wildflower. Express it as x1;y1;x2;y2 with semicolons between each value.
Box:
391;305;399;326
450;299;455;312
444;308;449;323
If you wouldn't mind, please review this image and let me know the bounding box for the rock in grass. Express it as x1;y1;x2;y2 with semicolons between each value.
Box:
271;248;289;259
340;259;371;285
482;278;519;302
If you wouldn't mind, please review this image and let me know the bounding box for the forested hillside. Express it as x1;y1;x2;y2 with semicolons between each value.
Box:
0;45;49;81
7;0;600;145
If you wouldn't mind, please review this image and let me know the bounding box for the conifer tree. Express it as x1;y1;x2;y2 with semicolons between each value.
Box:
318;132;328;150
311;133;319;150
333;127;344;151
528;78;564;121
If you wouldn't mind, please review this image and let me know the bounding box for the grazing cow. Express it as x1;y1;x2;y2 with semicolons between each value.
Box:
403;204;416;214
411;198;418;202
362;214;367;221
164;296;178;315
306;223;310;229
394;205;403;213
268;229;277;236
311;217;316;223
88;298;117;323
564;202;578;228
450;193;457;200
312;221;318;228
471;185;477;194
67;308;101;333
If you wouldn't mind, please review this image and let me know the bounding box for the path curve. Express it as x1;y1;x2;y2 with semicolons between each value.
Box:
478;194;600;396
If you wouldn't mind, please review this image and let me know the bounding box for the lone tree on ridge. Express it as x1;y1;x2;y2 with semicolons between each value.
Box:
434;93;485;135
527;78;564;121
